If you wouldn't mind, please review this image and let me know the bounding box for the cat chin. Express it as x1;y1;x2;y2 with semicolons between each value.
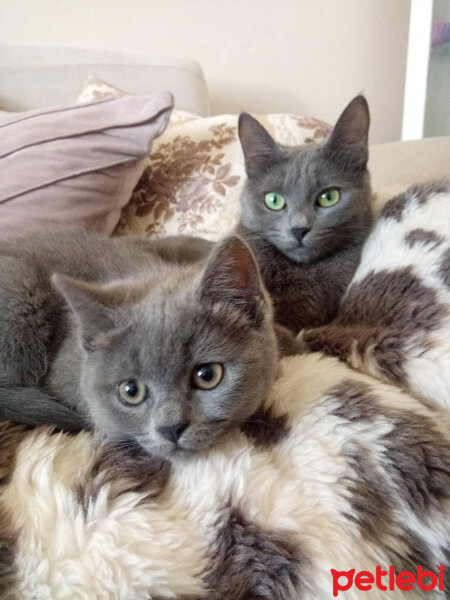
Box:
138;437;216;461
137;440;187;460
158;447;195;461
279;244;323;265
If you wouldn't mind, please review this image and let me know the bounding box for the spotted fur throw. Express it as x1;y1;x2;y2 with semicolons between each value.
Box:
0;181;449;599
300;179;450;413
0;351;449;599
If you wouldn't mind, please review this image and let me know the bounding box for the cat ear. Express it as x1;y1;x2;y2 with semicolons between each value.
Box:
199;236;268;324
326;95;370;166
238;113;281;177
52;274;125;351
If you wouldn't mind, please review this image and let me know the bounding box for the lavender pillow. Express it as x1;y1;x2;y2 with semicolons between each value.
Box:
0;93;173;235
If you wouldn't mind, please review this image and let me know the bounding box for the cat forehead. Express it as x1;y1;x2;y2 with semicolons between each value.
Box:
127;285;199;337
281;141;336;175
98;301;252;385
252;141;355;192
120;294;244;350
249;152;321;194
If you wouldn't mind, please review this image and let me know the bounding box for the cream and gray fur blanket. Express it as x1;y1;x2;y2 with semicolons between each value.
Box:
1;181;449;599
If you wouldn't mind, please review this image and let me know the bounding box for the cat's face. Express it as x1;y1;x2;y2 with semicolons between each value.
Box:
238;96;372;264
54;237;278;460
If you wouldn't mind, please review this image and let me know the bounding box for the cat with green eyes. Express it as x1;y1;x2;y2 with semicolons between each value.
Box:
0;228;278;458
236;95;373;333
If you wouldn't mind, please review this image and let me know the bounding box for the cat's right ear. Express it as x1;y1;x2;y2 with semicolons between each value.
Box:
238;113;281;178
199;236;269;325
52;274;128;351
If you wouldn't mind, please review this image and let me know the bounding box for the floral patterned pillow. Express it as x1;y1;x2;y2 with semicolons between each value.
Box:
78;77;332;240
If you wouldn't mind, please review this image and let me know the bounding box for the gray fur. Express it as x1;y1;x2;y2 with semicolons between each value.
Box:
302;267;447;384
439;247;450;289
206;507;303;599
329;379;450;592
330;380;450;514
0;388;87;432
240;405;290;448
404;228;444;249
0;228;278;459
237;95;373;333
74;438;171;516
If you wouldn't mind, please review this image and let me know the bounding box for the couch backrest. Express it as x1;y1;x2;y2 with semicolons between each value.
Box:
0;43;210;115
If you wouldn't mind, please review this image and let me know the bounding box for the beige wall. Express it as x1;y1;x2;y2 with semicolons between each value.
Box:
0;0;411;143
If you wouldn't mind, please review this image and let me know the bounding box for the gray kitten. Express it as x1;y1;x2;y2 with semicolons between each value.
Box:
0;228;277;459
236;95;373;333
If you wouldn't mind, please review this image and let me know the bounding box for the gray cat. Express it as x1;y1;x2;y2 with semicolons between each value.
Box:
0;228;277;458
236;95;373;333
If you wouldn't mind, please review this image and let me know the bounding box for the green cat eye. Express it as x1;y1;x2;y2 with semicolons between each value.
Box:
117;379;148;405
192;363;224;390
317;188;340;208
265;192;286;211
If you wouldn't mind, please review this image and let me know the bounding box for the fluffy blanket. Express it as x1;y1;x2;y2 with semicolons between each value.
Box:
300;180;450;412
0;181;449;600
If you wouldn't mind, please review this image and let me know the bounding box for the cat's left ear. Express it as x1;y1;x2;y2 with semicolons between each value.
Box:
199;236;268;325
325;95;370;167
238;113;281;178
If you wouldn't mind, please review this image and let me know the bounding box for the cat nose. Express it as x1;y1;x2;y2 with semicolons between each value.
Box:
291;227;310;243
157;422;189;443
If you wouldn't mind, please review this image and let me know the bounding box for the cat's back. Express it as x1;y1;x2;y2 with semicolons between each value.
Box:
0;226;165;282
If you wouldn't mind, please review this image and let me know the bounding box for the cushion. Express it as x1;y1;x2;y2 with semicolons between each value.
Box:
77;77;332;240
117;111;332;240
0;93;173;236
